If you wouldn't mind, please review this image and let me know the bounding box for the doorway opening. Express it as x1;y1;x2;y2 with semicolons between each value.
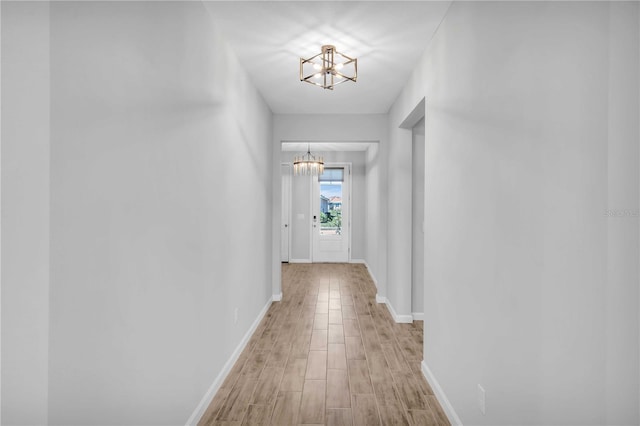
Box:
280;142;375;265
398;97;426;321
281;162;352;263
411;117;425;319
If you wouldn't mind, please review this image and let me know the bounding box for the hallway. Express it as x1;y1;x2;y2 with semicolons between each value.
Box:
199;264;448;426
3;1;639;424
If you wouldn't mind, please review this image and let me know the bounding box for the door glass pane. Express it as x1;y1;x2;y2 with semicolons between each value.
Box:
319;168;343;236
318;168;344;182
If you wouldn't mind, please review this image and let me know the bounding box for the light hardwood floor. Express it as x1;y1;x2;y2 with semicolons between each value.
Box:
199;263;450;426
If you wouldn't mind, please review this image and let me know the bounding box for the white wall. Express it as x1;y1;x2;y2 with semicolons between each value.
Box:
272;114;387;296
365;144;380;278
606;3;640;423
389;1;639;424
281;150;367;262
44;2;272;425
348;154;366;261
363;142;388;297
412;118;425;315
1;2;50;424
386;123;413;319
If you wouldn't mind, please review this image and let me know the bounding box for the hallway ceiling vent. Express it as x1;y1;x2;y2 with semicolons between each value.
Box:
293;144;324;176
300;45;357;90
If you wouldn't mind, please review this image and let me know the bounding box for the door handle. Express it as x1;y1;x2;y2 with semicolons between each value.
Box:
284;224;288;228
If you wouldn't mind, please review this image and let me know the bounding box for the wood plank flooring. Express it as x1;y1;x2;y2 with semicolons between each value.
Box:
199;263;449;426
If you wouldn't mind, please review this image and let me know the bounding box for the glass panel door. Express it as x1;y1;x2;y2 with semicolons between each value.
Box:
312;165;350;262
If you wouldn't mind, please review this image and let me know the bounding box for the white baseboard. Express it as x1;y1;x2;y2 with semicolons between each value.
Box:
272;293;282;302
369;272;378;289
350;258;367;264
386;299;413;323
421;360;463;426
412;312;424;321
375;294;413;324
362;262;412;324
289;259;311;264
361;261;379;291
185;297;274;425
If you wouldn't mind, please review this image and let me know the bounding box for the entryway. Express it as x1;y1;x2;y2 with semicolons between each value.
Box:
281;161;351;263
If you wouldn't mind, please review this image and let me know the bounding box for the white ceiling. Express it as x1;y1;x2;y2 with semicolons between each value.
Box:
203;1;451;114
281;142;375;152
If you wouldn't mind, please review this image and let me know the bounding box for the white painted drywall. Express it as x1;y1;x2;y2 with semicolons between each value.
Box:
272;114;388;297
387;124;413;318
365;146;378;272
1;2;3;421
364;142;388;296
412;118;425;315
281;151;366;261
1;2;50;424
350;155;367;262
390;1;639;424
606;3;640;423
47;2;273;424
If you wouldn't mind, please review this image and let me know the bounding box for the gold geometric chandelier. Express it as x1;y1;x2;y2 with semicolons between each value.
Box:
300;45;357;90
293;144;324;176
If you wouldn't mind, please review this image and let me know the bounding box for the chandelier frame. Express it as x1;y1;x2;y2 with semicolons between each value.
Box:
300;45;357;90
293;144;325;176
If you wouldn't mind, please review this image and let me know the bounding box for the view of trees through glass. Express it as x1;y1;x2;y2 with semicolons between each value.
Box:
319;182;342;235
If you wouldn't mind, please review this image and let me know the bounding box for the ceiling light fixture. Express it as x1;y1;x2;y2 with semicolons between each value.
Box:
300;45;357;90
293;144;324;176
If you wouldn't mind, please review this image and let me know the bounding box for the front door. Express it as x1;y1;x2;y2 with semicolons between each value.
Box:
312;165;350;262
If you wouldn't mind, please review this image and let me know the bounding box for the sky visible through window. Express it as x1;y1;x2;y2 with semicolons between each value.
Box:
321;183;342;198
